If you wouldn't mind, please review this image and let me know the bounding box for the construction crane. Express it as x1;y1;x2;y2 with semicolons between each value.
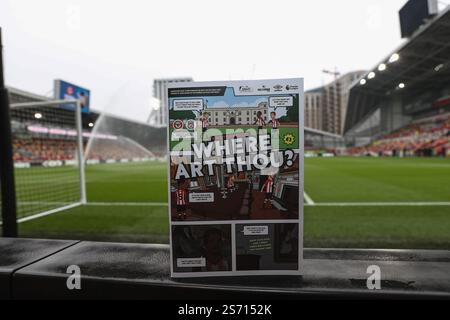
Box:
322;68;341;80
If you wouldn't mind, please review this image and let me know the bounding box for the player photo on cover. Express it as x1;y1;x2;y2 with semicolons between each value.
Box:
168;82;301;221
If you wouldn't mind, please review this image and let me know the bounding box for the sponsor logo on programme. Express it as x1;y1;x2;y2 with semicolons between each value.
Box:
238;85;253;93
257;85;271;92
286;84;299;91
273;84;283;92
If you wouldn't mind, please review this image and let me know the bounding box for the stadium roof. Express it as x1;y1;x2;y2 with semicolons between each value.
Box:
8;85;100;130
344;5;450;133
8;86;49;102
305;127;342;139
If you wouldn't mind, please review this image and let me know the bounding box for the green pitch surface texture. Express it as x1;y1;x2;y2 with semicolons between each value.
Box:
19;158;450;249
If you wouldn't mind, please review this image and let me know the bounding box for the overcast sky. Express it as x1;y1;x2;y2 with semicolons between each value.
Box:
1;0;415;121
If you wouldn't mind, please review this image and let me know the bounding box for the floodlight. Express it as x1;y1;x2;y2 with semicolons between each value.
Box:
389;53;399;63
434;64;444;72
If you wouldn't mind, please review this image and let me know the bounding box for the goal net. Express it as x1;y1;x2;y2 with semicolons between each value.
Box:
6;100;85;222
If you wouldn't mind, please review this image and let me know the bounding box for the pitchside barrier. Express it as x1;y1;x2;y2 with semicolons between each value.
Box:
1;237;449;299
2;99;86;224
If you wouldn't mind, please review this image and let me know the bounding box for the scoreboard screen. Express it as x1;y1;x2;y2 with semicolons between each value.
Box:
399;0;438;38
54;79;90;113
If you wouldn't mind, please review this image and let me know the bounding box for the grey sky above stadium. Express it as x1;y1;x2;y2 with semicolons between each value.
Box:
1;0;415;122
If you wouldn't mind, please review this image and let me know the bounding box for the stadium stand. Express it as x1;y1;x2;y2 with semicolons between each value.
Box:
86;137;154;161
348;112;450;157
344;6;450;156
13;137;77;162
8;86;162;164
13;135;154;163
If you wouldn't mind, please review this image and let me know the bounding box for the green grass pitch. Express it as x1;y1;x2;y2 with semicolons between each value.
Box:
18;157;450;249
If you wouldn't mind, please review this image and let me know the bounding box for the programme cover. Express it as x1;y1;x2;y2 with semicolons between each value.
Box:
167;79;304;277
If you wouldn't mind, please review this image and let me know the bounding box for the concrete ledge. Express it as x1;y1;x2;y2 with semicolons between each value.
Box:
2;238;449;299
0;238;78;299
303;248;450;262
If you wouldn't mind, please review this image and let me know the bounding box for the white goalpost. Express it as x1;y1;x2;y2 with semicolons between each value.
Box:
4;99;87;223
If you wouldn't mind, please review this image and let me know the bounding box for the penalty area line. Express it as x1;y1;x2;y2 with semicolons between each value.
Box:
305;202;450;207
303;192;315;205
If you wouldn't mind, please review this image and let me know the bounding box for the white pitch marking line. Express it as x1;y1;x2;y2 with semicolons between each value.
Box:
16;202;83;224
303;192;315;205
5;200;450;225
306;202;450;207
17;201;76;206
87;202;168;207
